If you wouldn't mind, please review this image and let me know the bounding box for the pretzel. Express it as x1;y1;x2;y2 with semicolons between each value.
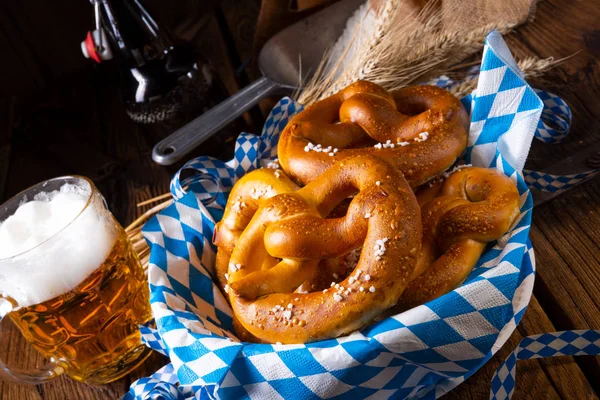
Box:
278;81;469;187
213;168;299;293
215;155;421;343
394;167;521;311
212;168;299;342
213;168;353;301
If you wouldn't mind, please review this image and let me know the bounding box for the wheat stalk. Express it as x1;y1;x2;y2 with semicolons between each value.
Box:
446;74;479;98
298;0;534;105
516;56;559;77
328;0;401;90
448;56;562;97
373;22;517;93
298;0;401;104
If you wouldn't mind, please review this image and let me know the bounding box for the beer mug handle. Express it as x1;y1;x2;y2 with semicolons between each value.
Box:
0;298;64;384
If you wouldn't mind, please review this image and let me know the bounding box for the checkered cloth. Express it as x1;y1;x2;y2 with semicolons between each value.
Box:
125;31;599;400
490;330;600;399
125;364;185;400
428;49;599;195
140;324;167;356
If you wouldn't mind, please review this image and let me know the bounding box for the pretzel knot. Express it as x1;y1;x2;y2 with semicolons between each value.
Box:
395;167;521;311
214;155;421;344
278;80;469;187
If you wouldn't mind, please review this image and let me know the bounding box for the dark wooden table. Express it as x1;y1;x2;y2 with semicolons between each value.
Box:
1;0;599;398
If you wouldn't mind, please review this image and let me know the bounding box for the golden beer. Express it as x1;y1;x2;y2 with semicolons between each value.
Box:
0;176;153;385
8;229;152;384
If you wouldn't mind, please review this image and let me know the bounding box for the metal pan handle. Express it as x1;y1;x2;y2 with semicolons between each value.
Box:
152;76;282;165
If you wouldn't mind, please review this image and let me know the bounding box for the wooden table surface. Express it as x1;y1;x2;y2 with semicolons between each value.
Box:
0;0;599;398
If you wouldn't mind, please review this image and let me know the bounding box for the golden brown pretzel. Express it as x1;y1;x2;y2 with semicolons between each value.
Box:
215;155;421;343
278;81;469;187
212;168;300;343
395;167;521;311
213;168;299;293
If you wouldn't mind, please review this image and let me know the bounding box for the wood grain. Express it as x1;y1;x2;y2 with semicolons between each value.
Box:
217;0;262;79
506;0;600;170
174;4;262;130
529;177;600;393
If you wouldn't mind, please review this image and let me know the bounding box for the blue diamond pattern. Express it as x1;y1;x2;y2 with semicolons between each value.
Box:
498;68;523;92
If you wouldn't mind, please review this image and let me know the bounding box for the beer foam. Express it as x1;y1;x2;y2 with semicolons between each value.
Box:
0;183;117;307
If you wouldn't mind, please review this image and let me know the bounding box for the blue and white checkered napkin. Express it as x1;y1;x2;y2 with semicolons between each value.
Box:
125;31;599;400
431;38;598;195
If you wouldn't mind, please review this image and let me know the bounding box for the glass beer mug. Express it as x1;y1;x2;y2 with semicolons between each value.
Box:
0;176;153;385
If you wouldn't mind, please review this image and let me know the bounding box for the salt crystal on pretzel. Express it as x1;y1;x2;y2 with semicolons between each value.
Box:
414;132;429;142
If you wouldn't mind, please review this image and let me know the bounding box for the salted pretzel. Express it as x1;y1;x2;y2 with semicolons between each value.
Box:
213;168;348;299
212;168;300;342
213;168;299;293
277;81;469;187
214;155;421;344
394;167;521;311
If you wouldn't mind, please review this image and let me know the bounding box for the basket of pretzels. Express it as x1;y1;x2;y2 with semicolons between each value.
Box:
134;32;539;399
